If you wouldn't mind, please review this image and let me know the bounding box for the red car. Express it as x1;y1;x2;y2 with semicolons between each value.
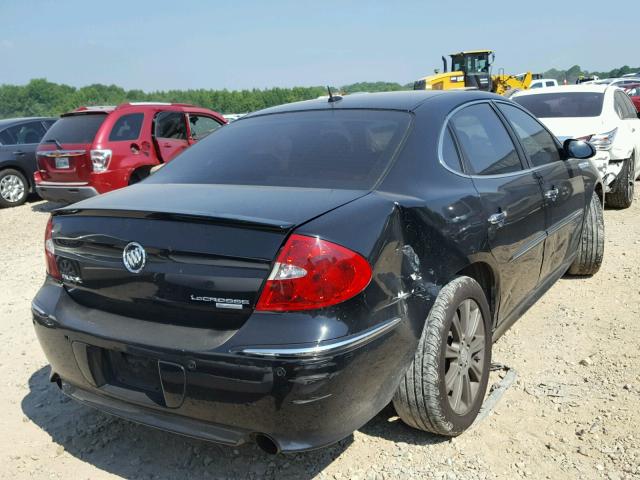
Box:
624;84;640;112
35;103;226;203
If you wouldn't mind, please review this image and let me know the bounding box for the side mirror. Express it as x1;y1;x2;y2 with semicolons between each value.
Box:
636;111;640;119
563;139;595;160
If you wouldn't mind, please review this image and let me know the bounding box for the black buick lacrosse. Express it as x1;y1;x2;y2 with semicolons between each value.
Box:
32;90;604;453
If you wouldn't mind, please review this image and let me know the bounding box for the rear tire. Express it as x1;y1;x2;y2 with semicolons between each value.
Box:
567;191;604;276
0;168;28;208
607;157;634;209
393;276;491;436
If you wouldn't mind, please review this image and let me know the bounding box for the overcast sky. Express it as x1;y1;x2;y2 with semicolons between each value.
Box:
0;0;633;91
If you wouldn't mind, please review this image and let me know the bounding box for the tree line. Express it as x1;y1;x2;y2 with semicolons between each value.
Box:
0;79;408;119
1;65;638;119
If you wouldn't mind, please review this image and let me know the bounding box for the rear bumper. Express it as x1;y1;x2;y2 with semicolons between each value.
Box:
36;183;98;204
31;280;416;452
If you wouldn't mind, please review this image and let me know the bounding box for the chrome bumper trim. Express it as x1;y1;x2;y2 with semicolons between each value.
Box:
37;181;90;187
238;317;402;359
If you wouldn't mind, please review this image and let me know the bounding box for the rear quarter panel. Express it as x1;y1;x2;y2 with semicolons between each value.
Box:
93;110;160;183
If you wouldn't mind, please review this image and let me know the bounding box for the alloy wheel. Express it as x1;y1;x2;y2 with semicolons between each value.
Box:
444;298;486;415
0;174;25;203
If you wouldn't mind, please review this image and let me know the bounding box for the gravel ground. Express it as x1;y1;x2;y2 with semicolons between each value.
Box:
1;188;639;480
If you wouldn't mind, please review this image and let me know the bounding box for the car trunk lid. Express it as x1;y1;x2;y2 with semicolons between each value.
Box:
37;113;109;183
51;183;367;329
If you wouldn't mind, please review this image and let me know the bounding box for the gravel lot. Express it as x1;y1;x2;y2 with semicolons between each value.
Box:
1;188;639;480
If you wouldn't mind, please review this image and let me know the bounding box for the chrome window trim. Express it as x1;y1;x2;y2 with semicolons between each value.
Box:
437;99;567;179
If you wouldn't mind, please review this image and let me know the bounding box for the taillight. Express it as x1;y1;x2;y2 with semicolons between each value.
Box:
90;149;112;172
256;234;372;312
576;134;593;142
590;128;618;151
45;217;61;280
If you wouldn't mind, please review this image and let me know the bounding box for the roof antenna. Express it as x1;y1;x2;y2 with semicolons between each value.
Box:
327;86;342;103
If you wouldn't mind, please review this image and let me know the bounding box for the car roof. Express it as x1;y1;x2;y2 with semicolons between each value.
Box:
65;103;223;117
513;84;610;97
0;117;57;129
243;90;500;118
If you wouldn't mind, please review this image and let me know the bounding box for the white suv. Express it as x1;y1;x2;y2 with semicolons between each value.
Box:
512;85;640;208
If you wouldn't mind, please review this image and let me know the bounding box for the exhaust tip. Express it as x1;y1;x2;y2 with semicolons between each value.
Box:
254;433;280;455
50;373;62;389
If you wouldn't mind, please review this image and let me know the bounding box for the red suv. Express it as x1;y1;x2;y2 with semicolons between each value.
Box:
35;103;226;203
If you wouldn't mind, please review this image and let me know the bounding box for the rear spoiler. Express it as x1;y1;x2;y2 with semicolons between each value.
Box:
53;208;294;232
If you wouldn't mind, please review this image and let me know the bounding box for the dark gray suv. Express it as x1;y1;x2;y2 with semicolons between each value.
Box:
0;117;56;207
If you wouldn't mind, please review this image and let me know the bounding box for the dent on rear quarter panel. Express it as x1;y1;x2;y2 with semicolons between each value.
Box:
297;193;437;341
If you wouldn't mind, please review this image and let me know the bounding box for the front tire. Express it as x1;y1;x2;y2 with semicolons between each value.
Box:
393;276;491;436
607;157;634;209
0;168;28;208
568;191;604;276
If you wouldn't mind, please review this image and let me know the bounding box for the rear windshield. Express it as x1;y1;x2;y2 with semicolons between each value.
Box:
147;109;412;190
513;92;604;118
44;114;107;144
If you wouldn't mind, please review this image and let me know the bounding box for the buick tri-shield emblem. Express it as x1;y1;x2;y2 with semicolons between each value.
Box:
122;242;146;273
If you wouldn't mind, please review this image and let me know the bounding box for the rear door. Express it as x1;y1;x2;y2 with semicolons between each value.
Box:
496;102;585;281
449;102;547;324
153;111;189;162
616;90;640;179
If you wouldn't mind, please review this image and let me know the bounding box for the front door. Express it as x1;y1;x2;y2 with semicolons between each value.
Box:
187;114;223;144
496;102;585;280
449;102;547;325
154;111;189;162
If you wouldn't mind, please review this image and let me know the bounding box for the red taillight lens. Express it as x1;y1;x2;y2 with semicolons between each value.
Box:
45;217;61;280
256;234;372;312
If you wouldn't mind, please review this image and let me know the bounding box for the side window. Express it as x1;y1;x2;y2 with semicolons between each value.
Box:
614;92;628;119
155;112;187;140
449;103;522;175
0;129;14;145
441;126;463;171
189;115;222;140
497;103;561;167
530;82;542;89
109;113;144;141
545;81;555;87
621;94;638;119
4;121;46;145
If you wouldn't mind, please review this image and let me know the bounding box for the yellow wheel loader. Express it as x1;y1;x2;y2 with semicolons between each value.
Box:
413;50;535;97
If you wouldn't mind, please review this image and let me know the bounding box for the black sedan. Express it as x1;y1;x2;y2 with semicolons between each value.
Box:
0;117;57;207
32;91;604;453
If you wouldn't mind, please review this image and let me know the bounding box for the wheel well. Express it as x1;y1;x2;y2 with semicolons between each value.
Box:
128;165;153;185
594;182;604;206
456;262;497;322
0;165;32;190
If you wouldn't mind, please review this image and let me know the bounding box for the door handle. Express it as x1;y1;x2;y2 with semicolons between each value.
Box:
488;211;507;227
13;151;25;156
544;187;559;202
